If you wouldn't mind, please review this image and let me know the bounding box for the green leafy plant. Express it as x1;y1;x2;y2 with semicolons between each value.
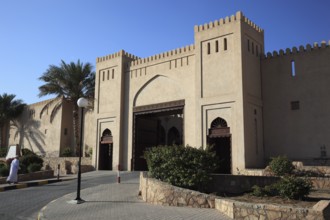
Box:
0;163;9;177
269;156;294;176
20;154;43;174
275;176;312;200
61;147;73;157
27;163;42;173
144;145;218;191
0;147;7;157
22;148;37;156
251;175;312;200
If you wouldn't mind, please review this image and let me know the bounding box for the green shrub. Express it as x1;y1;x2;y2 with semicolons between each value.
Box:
251;177;311;200
269;156;294;176
61;147;73;157
27;163;42;173
251;185;265;197
275;176;312;200
20;154;43;174
0;147;7;157
0;166;9;177
144;145;218;191
22;148;37;156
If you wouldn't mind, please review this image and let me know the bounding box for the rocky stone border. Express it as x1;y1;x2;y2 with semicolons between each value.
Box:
139;172;217;208
139;172;330;219
215;198;330;219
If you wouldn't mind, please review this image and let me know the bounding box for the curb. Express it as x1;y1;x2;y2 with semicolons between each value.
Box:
37;198;59;220
0;178;73;192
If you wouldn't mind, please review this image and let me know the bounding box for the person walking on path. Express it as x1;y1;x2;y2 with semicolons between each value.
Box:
6;155;19;184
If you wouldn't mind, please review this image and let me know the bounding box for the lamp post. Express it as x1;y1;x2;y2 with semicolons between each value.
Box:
71;97;88;204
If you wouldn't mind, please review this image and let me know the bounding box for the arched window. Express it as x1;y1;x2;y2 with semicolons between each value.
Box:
101;129;112;144
102;129;112;137
211;117;228;128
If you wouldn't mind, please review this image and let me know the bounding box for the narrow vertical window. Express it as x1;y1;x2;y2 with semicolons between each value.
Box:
291;101;300;110
255;119;258;155
112;69;114;79
224;38;227;51
256;45;259;56
252;42;254;54
291;60;296;77
102;71;105;81
207;42;211;54
107;70;110;80
215;40;219;53
247;39;250;51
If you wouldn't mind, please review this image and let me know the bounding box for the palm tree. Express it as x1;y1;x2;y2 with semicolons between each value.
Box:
0;93;25;148
38;60;95;156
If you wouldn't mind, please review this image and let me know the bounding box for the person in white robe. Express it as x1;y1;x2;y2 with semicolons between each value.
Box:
6;155;20;184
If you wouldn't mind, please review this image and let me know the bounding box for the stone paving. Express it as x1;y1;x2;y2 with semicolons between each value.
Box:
38;173;231;220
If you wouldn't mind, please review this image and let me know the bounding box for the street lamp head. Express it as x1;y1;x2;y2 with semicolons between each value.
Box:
77;97;88;108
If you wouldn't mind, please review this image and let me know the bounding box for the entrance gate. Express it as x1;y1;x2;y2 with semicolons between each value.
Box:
132;100;184;171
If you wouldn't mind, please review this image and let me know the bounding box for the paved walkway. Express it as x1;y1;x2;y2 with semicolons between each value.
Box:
1;172;231;220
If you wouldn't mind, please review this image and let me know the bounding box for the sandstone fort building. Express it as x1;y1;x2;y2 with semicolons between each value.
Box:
9;11;330;174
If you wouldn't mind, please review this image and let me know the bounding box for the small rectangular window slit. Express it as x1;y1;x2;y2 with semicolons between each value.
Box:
291;60;296;77
291;101;300;110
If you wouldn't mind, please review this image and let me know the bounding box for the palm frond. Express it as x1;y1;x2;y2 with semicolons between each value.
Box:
39;99;56;119
50;101;63;123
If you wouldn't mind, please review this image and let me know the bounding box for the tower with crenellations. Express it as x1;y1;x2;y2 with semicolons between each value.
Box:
9;11;330;174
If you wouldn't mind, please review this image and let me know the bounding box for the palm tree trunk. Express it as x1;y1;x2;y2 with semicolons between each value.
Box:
0;125;3;147
0;122;9;147
72;104;80;156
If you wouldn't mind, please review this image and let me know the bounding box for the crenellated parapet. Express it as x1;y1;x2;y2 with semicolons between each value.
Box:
96;50;139;63
194;11;263;33
130;44;195;67
263;40;330;59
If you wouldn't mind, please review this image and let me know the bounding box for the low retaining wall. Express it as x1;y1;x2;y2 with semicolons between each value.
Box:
140;172;330;219
1;157;94;175
139;172;217;208
215;198;330;220
0;170;54;184
43;157;94;175
310;177;330;190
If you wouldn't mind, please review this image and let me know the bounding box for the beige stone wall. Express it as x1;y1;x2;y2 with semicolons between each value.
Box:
195;12;245;173
262;42;330;161
215;198;330;220
43;157;93;175
241;20;265;168
8;98;70;157
139;172;217;208
9;11;330;174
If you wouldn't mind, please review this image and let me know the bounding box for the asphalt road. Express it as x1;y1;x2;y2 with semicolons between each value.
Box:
0;171;139;220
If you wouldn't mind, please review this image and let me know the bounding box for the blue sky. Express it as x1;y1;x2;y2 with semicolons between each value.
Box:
1;0;330;104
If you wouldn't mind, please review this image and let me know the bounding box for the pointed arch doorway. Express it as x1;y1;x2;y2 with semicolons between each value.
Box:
99;129;113;170
207;117;231;174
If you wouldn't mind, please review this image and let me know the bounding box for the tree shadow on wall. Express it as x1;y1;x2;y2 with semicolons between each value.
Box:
10;115;45;156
